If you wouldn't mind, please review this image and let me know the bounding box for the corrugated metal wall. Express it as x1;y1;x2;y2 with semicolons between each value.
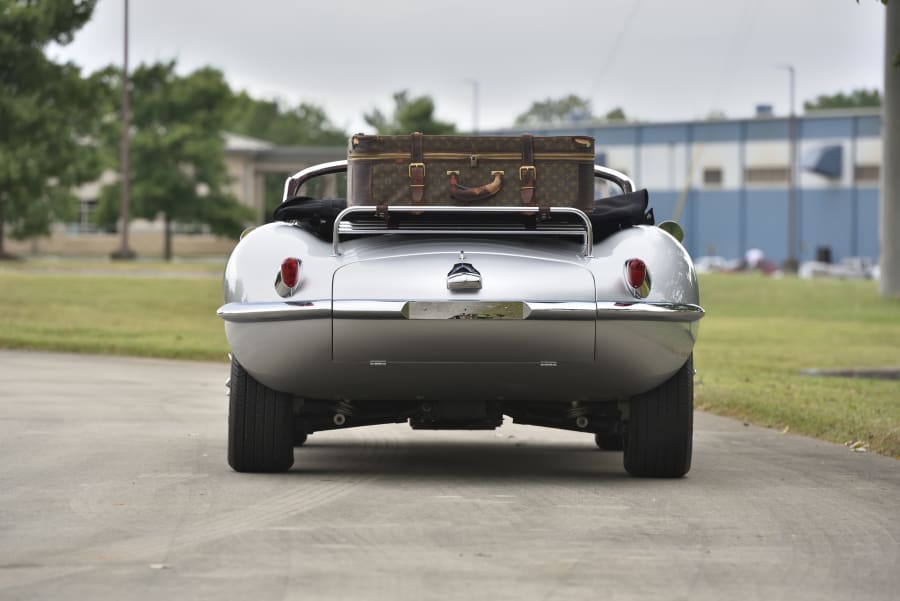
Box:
493;111;882;264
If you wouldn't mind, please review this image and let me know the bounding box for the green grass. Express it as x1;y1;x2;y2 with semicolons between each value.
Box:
0;270;227;361
0;258;224;276
0;264;898;456
695;274;900;458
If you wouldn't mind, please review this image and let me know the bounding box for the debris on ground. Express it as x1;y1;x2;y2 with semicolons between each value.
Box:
844;440;869;453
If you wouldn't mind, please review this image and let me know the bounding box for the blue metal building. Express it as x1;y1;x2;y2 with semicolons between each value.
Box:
492;108;882;264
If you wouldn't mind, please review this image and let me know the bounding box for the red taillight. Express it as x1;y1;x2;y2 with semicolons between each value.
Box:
280;258;300;288
626;259;646;289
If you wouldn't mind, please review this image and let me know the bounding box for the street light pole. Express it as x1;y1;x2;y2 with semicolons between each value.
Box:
112;0;136;259
780;64;798;272
880;1;900;296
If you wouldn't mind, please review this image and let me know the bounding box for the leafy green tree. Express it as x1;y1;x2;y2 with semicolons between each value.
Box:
804;88;882;111
95;62;252;260
225;92;346;145
605;107;627;122
0;0;101;259
364;91;456;134
514;94;594;127
224;92;347;217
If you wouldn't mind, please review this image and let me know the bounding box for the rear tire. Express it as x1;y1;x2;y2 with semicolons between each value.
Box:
228;358;294;473
594;433;624;451
623;355;693;478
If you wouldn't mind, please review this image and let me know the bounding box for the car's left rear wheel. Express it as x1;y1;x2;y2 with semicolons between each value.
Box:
228;358;294;473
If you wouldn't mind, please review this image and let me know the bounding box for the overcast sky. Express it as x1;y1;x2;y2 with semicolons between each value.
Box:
50;0;887;133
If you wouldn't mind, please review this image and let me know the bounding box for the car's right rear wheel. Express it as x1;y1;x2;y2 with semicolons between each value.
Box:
228;358;294;473
594;432;624;451
623;354;693;478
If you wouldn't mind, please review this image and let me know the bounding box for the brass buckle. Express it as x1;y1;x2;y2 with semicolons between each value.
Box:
409;162;426;178
519;165;536;180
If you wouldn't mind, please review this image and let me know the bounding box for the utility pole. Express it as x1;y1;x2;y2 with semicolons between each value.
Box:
780;64;798;273
112;0;136;259
881;1;899;296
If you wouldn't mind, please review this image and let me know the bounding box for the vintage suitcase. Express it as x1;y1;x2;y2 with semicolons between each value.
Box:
347;133;595;212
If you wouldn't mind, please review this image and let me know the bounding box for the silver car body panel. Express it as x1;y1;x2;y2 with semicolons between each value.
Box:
221;210;702;402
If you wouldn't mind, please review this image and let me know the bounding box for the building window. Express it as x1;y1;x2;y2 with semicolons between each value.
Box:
703;167;723;186
77;199;98;233
855;165;880;182
745;166;789;184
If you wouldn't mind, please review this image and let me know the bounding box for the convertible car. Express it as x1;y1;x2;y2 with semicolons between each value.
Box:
218;139;703;478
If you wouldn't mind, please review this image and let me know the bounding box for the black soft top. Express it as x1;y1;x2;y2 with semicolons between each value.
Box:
272;189;654;242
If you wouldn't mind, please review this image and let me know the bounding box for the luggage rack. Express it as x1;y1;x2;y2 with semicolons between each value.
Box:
332;205;594;258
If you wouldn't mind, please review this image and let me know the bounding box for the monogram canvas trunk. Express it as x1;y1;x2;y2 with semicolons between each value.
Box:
347;133;595;212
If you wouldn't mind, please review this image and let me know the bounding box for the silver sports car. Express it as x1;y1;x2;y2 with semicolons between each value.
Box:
218;158;703;477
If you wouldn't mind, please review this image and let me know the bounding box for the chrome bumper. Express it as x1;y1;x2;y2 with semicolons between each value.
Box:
220;299;702;400
217;300;704;323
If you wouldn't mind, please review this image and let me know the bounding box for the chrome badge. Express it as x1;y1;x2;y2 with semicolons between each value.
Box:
447;251;482;290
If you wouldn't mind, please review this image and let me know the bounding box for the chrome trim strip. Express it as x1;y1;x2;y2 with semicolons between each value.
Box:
332;205;594;258
219;300;702;323
217;301;331;323
282;160;348;201
594;165;635;194
339;222;589;233
525;301;598;321
596;302;704;322
332;300;407;319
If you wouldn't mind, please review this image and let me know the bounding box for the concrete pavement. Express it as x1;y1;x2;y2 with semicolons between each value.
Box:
1;350;898;600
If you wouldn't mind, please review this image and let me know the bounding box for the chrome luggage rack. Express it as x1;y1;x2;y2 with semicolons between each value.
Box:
331;205;594;258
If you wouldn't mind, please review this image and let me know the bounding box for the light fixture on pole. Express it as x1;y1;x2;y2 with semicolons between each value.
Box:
112;0;136;259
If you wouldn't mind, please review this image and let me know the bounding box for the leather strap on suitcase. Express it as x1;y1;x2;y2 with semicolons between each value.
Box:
409;132;425;204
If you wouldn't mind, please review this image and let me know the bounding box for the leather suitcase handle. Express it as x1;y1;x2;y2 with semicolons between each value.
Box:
448;171;504;202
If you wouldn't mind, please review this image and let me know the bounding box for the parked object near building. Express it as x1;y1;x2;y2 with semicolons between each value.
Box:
799;256;879;280
694;255;741;274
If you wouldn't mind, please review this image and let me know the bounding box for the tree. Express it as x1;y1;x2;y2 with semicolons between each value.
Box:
364;91;456;134
605;107;627;122
514;94;594;127
0;0;101;259
225;92;346;146
95;62;252;260
803;88;882;111
224;92;347;218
